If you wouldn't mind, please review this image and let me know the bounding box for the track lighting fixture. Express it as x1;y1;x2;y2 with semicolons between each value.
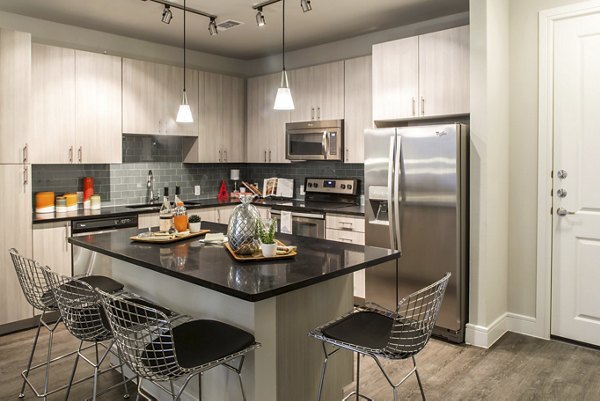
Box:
208;18;219;35
274;0;295;110
176;0;193;123
256;7;266;27
161;5;173;24
300;0;312;12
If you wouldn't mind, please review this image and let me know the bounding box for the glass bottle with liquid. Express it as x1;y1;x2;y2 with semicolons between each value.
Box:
159;187;172;232
173;187;188;232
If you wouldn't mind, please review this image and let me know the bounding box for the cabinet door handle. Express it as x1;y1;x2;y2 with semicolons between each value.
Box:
264;150;267;163
78;146;82;163
317;107;321;120
23;165;28;187
269;150;272;163
311;107;315;120
23;143;28;163
340;221;354;229
421;97;425;116
224;150;228;162
345;148;349;162
68;146;73;163
339;237;353;243
412;98;416;116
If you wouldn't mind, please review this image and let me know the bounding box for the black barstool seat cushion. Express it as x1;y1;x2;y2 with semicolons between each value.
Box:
322;311;393;350
80;275;124;293
143;320;255;370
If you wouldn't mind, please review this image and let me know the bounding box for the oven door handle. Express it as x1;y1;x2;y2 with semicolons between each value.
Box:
271;211;325;220
72;229;120;237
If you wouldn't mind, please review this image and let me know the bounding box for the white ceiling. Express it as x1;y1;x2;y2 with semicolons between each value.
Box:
0;0;469;59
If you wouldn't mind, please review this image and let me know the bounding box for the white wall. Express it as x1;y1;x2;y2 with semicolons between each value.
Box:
466;0;510;347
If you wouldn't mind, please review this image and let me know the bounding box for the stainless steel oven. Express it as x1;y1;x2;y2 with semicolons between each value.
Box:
270;210;326;239
286;119;344;161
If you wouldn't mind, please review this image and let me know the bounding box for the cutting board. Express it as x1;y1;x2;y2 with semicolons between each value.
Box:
130;229;210;244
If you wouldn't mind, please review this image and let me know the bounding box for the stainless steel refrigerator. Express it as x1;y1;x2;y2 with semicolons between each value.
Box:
364;123;468;343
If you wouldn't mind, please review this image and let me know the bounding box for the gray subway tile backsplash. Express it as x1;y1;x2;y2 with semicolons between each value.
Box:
32;134;364;206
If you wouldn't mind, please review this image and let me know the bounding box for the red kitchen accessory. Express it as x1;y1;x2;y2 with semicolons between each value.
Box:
83;177;94;201
218;180;229;202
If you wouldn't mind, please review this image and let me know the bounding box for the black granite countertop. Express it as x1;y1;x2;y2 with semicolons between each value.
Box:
33;198;364;224
68;222;397;302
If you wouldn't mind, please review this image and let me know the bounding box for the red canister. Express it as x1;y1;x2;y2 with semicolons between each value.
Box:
83;177;94;201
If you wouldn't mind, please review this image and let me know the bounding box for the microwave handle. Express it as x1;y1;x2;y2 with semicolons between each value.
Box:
322;131;328;158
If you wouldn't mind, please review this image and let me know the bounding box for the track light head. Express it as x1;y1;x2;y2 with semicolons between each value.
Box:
161;5;173;24
300;0;312;12
208;17;219;35
256;7;266;27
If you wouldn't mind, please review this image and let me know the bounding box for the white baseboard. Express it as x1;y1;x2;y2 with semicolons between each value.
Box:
465;313;509;348
466;312;548;348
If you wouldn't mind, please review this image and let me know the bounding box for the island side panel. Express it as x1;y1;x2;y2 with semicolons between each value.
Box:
276;275;354;401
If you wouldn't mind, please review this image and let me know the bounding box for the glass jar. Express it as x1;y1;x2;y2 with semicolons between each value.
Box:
227;194;260;255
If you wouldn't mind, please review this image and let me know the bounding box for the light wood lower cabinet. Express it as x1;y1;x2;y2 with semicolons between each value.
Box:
138;213;160;230
0;29;31;164
216;206;236;225
0;165;33;326
33;222;72;277
326;214;366;299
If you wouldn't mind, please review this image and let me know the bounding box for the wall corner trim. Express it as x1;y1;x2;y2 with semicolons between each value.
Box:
465;313;546;348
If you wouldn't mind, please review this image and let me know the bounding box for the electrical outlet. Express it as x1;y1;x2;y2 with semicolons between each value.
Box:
300;185;305;196
194;185;201;196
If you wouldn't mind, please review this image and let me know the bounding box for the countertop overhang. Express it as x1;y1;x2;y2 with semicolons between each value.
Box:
68;222;397;302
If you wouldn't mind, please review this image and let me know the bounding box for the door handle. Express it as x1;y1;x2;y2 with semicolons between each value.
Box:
78;146;82;163
317;107;321;120
68;146;73;163
268;150;272;162
394;135;403;254
345;148;349;162
23;143;28;163
264;150;267;163
557;208;575;216
219;150;222;163
224;150;228;162
387;135;396;251
65;223;70;252
311;107;315;120
322;131;328;159
420;97;425;116
412;98;416;116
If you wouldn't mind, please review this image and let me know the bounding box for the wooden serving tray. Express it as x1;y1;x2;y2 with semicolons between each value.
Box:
224;240;297;262
130;229;210;244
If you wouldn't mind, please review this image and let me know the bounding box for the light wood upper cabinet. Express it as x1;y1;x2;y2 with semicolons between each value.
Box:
289;61;344;122
418;26;470;117
344;56;372;164
246;72;290;163
184;72;245;163
0;165;33;326
75;50;122;164
123;58;199;137
0;29;31;164
372;36;419;121
372;26;469;121
32;45;123;164
31;44;76;164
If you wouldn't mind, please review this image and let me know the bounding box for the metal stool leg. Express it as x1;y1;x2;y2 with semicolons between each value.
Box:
19;315;43;398
317;342;329;401
42;323;55;400
412;355;426;401
65;341;83;401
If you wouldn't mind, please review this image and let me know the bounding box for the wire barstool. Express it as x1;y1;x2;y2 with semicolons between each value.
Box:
97;289;261;401
43;269;132;400
310;272;451;401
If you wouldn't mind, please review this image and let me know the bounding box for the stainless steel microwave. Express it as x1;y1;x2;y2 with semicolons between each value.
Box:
285;119;344;161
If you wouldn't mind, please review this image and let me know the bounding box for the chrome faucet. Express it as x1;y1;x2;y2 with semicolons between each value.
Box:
146;170;159;204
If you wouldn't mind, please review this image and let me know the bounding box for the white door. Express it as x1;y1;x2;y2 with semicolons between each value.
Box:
552;11;600;346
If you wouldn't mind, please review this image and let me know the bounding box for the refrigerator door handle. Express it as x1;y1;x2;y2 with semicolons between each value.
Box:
387;135;397;250
394;135;403;255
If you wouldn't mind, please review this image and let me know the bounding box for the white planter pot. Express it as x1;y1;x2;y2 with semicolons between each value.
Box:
189;222;202;233
261;243;277;258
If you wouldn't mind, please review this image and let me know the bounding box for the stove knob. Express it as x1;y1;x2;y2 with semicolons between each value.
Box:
340;184;346;189
307;183;312;188
347;184;352;190
314;183;319;188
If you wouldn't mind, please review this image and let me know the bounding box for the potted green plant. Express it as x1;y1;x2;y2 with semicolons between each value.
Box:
188;214;202;233
257;218;277;257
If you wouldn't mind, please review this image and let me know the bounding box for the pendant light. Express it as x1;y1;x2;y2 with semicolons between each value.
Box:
273;0;295;110
176;0;193;123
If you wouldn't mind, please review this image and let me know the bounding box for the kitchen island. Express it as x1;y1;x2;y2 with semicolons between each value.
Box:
69;222;399;401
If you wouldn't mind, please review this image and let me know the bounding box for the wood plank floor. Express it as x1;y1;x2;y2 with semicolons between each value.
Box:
2;326;600;400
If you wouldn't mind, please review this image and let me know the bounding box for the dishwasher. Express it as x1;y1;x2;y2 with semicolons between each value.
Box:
71;215;138;277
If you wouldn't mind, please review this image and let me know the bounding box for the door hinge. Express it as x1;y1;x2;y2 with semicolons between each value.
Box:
551;170;553;178
550;207;553;215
